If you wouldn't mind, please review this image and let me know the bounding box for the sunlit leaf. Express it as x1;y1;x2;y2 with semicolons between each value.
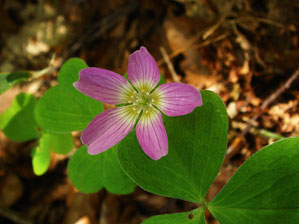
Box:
46;132;74;155
0;93;39;141
32;135;51;176
0;71;30;95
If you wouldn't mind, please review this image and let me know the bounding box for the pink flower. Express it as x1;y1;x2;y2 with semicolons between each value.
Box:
73;47;202;160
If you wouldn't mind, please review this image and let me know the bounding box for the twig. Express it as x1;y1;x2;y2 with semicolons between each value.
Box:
258;129;284;140
232;121;284;140
192;33;228;52
157;0;233;67
157;33;228;66
224;136;245;164
243;67;299;135
29;54;58;80
227;16;284;28
0;205;32;224
226;68;299;162
159;47;181;83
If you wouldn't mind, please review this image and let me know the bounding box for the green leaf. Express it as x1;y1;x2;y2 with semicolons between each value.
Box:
0;71;30;95
58;57;88;89
118;90;228;203
45;132;73;154
142;207;206;224
157;73;167;86
35;85;102;132
0;93;39;141
208;137;299;224
32;135;51;176
35;58;103;132
67;145;135;194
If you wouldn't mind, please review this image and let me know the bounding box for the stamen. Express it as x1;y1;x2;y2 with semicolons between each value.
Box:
131;95;134;98
128;101;132;103
133;103;136;105
141;89;145;93
146;92;149;95
145;110;148;113
133;107;136;111
149;104;153;107
151;99;154;102
137;109;142;114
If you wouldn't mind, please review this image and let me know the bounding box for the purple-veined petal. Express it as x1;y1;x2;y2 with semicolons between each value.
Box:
74;67;136;105
128;46;160;93
152;83;202;116
81;106;138;155
136;108;168;160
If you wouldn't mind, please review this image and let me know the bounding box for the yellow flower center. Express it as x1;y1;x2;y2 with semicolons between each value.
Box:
126;88;161;116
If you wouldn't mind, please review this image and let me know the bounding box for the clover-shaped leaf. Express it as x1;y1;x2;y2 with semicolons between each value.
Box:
32;131;74;176
67;145;135;194
0;93;39;141
208;137;299;224
0;71;30;95
35;58;103;132
118;90;228;202
32;134;51;176
45;132;74;155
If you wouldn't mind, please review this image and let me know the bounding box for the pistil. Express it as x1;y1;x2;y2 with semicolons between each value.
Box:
128;89;156;114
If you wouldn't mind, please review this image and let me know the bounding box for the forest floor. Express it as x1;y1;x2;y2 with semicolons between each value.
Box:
0;0;298;223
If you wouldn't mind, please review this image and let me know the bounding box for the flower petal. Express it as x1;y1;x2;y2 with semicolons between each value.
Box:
136;109;168;160
152;83;202;116
81;106;138;155
128;46;160;93
74;67;135;105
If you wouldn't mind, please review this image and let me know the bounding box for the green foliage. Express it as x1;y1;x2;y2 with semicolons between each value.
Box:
35;58;103;132
118;90;228;203
0;71;30;95
0;92;39;141
142;207;206;224
33;57;135;191
57;57;87;88
157;73;167;86
32;135;51;176
66;63;167;194
67;145;135;194
46;132;73;155
119;89;299;223
32;131;74;175
208;137;299;224
2;56;298;224
35;86;102;132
